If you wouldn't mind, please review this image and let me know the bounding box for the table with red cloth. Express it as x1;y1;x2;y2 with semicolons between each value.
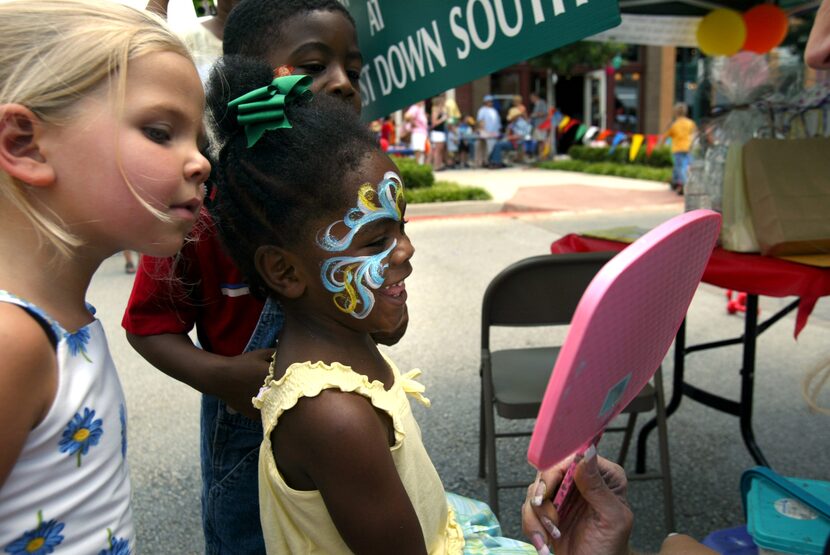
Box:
551;233;830;468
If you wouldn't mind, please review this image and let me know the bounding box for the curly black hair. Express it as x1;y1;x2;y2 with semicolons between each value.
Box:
206;55;380;299
223;0;355;58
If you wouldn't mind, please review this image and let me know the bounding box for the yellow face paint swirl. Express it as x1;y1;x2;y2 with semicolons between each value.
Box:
332;265;359;314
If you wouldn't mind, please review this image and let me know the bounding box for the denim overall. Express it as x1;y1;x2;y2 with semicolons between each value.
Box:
200;297;283;554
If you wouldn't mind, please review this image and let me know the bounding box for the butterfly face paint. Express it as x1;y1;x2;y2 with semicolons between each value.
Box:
317;171;404;319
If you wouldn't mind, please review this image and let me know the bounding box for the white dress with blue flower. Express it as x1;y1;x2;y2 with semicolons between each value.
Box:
0;291;134;554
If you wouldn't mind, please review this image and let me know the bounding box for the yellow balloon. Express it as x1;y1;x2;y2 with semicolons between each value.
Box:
697;9;747;56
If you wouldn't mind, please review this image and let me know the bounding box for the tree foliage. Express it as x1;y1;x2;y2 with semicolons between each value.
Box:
530;41;627;77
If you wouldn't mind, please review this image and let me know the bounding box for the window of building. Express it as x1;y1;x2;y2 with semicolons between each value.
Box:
614;71;641;133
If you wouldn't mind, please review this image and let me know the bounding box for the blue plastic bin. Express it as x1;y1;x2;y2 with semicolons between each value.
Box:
742;467;830;555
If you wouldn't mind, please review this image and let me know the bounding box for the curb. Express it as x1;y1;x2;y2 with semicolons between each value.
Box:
407;199;684;221
406;200;504;218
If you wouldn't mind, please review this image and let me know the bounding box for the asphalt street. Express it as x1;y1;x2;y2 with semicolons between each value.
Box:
90;205;830;554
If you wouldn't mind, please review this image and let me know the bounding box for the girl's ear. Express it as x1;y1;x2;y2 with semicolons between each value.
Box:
0;105;54;187
255;245;307;299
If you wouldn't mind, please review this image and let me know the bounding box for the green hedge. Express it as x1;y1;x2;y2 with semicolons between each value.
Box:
393;157;434;189
405;181;492;204
536;159;672;182
567;145;673;168
390;158;490;202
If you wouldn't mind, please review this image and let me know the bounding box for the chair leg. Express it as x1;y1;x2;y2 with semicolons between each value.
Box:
478;384;486;479
617;413;638;467
654;368;675;533
485;413;499;519
482;366;500;518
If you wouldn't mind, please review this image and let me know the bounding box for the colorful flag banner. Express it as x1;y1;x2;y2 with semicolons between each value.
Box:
583;126;599;143
562;119;580;134
646;134;659;157
608;131;627;154
597;129;613;142
538;108;557;131
574;124;589;143
629;133;644;161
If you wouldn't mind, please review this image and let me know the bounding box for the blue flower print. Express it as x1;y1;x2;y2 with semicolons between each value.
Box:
59;407;103;467
119;404;127;459
98;537;129;555
64;327;91;362
98;529;130;555
4;510;65;555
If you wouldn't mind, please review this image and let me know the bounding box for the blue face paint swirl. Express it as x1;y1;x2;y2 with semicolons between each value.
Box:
317;171;403;252
320;240;396;319
317;171;405;319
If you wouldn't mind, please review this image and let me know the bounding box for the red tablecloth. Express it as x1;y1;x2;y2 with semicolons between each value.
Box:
551;234;830;338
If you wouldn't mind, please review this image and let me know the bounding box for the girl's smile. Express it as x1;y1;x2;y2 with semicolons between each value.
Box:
377;276;408;310
379;279;406;300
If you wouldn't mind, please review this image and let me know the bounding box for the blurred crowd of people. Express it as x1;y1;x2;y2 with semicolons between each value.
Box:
372;92;556;170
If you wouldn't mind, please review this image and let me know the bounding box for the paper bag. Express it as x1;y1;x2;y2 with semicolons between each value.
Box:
720;143;760;252
743;138;830;256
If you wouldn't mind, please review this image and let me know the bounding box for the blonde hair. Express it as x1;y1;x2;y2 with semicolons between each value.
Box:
0;0;192;257
673;102;688;117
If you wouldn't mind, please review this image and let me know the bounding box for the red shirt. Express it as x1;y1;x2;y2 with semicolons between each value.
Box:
122;211;265;357
381;120;394;143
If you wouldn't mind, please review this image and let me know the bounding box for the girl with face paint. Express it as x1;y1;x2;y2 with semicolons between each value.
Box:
206;55;536;554
123;2;410;551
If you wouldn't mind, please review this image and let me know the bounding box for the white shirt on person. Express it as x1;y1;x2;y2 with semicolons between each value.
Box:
0;292;134;555
477;106;501;138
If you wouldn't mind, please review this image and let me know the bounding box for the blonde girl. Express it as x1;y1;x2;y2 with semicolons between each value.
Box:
0;1;209;552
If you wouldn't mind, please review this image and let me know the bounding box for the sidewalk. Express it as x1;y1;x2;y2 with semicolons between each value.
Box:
407;167;684;218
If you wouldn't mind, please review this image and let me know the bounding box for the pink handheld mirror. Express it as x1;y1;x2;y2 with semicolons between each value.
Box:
527;210;721;514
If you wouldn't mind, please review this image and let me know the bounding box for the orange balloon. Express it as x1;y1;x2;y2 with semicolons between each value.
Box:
742;5;788;54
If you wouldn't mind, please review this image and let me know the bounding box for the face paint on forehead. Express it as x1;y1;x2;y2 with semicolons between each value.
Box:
317;171;404;252
321;240;396;319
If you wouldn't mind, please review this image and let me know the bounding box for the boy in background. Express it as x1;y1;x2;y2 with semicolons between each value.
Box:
662;102;697;195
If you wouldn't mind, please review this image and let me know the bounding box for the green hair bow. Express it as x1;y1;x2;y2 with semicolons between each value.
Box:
228;74;313;148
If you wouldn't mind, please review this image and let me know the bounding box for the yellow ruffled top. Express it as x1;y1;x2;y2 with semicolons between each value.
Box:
254;353;465;554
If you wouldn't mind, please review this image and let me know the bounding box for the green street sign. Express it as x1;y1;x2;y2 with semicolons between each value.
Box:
346;0;621;120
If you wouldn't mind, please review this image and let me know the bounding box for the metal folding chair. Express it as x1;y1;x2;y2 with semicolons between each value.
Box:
478;251;674;532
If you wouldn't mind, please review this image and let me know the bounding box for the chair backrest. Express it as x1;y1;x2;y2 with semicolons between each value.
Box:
481;251;616;350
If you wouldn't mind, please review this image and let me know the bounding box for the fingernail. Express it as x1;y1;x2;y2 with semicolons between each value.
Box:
582;444;599;475
531;532;550;554
667;532;679;537
542;516;561;539
532;479;546;506
584;444;597;461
